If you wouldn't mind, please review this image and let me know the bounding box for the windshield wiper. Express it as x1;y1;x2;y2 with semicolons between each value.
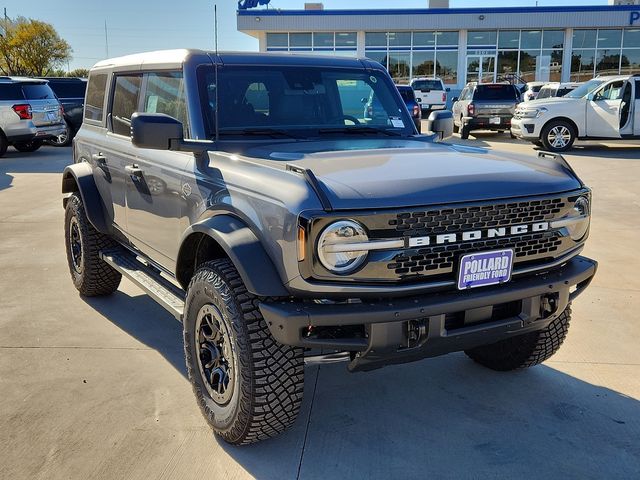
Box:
218;128;302;139
316;126;403;137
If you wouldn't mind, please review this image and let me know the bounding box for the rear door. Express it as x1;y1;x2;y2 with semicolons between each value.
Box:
125;71;191;267
21;82;62;127
585;80;624;138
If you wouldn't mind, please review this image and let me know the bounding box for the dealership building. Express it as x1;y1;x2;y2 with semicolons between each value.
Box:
237;2;640;89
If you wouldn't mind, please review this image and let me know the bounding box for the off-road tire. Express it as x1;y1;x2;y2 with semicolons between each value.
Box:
460;125;470;140
0;132;8;157
540;120;576;152
64;193;122;296
183;258;304;445
465;304;572;371
13;140;43;153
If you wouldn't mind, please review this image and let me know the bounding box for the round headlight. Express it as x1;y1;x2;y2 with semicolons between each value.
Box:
568;196;590;241
317;220;368;274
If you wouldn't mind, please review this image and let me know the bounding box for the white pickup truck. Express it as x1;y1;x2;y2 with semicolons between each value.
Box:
511;74;640;152
410;77;447;114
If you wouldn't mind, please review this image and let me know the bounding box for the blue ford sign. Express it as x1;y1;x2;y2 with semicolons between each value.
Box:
631;11;640;25
238;0;271;9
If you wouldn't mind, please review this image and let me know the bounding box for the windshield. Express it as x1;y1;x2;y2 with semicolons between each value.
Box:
198;65;413;138
473;84;518;101
411;79;442;91
565;79;604;98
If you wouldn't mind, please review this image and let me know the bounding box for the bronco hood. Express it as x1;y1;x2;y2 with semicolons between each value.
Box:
244;139;582;210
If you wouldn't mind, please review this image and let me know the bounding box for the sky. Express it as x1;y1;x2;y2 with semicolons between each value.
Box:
5;0;608;71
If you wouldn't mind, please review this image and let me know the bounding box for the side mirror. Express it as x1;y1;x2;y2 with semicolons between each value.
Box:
427;110;453;140
131;113;213;153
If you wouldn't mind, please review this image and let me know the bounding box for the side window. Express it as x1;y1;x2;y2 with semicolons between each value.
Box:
595;81;624;101
111;74;142;137
143;72;188;136
85;73;108;123
636;81;640;100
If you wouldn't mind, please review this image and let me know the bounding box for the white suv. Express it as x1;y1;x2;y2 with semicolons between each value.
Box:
511;75;640;152
410;77;447;114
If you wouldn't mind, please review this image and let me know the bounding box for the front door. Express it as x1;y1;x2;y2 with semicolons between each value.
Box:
586;80;625;138
466;55;496;84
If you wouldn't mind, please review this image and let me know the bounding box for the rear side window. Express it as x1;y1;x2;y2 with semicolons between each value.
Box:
531;85;543;93
636;81;640;99
397;87;415;101
22;84;56;100
143;72;188;135
111;74;142;136
85;73;108;123
473;85;518;101
537;87;554;99
48;81;86;99
0;83;25;100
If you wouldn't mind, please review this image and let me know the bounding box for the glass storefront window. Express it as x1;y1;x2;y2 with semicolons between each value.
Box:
543;49;564;82
571;49;596;81
467;30;497;46
413;31;435;46
596;50;621;76
597;29;622;49
289;33;312;48
266;33;288;48
436;31;458;46
520;30;542;50
621;48;640;75
335;32;357;47
497;50;518;78
388;51;411;83
365;32;387;47
573;30;597;49
543;30;564;49
436;50;458;84
388;32;411;47
367;51;388;69
624;29;640;48
519;50;544;82
412;51;435;77
498;31;520;49
313;33;334;48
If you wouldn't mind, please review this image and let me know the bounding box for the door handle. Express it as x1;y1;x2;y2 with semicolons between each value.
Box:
125;164;143;177
91;153;106;164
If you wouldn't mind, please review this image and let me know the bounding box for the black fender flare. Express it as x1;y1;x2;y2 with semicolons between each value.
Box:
61;162;110;233
177;215;289;297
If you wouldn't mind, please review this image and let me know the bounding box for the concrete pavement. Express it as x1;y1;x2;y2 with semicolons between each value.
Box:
1;136;639;479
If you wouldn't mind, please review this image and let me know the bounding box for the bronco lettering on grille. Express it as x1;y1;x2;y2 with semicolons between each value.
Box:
407;222;549;248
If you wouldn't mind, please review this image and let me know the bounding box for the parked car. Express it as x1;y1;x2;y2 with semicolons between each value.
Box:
396;85;422;132
452;82;521;139
522;81;546;102
0;77;66;156
536;82;582;100
40;77;87;146
63;49;596;446
410;77;447;114
511;75;639;151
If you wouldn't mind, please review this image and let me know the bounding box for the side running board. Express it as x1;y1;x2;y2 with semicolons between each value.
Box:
100;248;185;321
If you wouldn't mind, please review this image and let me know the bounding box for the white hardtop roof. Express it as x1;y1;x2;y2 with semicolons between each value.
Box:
91;49;205;71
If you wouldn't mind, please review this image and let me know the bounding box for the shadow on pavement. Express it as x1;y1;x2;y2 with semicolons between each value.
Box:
82;290;640;479
0;146;71;191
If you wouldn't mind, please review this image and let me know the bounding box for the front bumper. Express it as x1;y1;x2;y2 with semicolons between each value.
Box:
510;117;542;140
260;256;597;371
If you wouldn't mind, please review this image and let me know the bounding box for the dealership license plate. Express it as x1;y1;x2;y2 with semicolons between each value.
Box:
457;249;514;290
489;116;501;125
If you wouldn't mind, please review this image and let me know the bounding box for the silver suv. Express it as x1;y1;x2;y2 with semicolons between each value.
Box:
0;77;66;156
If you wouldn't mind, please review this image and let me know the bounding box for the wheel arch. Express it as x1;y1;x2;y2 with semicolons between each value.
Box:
176;214;289;297
61;162;111;234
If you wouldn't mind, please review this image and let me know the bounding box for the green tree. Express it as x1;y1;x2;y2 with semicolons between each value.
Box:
68;68;89;78
0;17;72;76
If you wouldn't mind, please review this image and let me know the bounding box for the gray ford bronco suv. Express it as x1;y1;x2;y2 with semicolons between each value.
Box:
62;50;597;445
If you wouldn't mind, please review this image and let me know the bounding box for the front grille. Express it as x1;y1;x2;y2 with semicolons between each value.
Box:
386;197;570;280
390;198;565;233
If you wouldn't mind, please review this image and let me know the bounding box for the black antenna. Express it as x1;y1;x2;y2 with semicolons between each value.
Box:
214;4;220;143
